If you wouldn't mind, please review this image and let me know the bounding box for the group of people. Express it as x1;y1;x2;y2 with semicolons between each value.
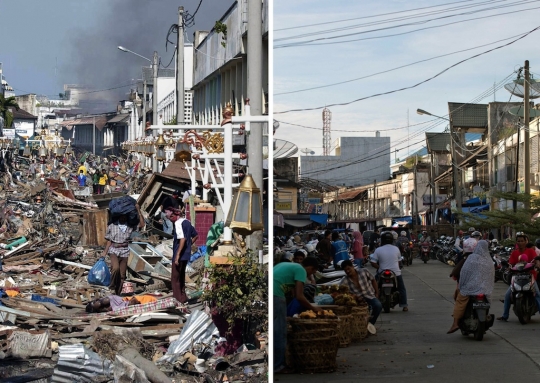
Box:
88;190;198;315
447;230;540;333
274;228;409;374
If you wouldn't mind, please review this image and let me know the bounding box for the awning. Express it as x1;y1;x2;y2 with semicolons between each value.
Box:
284;219;313;228
337;189;366;201
310;214;328;225
107;114;130;124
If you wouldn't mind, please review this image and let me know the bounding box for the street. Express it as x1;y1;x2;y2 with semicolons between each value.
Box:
277;260;540;382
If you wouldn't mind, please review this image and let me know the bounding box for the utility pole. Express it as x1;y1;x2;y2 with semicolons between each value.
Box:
92;116;96;155
514;126;520;212
431;152;436;226
524;60;531;209
449;118;462;233
142;80;147;138
176;7;185;126
246;0;263;251
413;159;419;231
152;51;158;134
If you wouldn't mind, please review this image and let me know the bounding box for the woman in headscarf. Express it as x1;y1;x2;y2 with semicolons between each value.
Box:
447;240;494;334
350;231;364;268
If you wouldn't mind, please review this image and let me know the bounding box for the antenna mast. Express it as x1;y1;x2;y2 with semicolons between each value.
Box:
322;107;332;156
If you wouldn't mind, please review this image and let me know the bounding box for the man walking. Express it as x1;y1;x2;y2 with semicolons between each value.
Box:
160;190;183;235
171;209;198;304
339;259;382;324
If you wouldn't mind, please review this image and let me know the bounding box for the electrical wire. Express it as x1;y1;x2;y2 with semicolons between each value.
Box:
275;117;438;133
275;0;517;42
275;30;529;96
275;0;486;32
275;26;540;115
275;1;540;48
160;48;177;69
296;73;516;177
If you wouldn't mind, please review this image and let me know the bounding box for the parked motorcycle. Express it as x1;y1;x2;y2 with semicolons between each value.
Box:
510;261;537;324
378;269;401;313
459;294;494;341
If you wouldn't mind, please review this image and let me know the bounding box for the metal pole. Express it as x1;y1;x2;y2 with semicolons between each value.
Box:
524;60;531;209
431;152;436;226
223;121;233;244
449;118;461;233
177;6;185;126
246;0;263;251
413;160;419;230
514;124;520;212
142;80;147;139
152;51;158;136
92;116;95;155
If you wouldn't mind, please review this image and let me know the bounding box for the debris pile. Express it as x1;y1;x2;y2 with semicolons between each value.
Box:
0;152;268;383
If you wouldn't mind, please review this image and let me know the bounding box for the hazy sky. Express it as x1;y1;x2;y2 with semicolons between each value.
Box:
274;0;540;177
0;0;232;111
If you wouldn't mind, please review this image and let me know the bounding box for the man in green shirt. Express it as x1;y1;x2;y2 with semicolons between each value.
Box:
274;257;321;374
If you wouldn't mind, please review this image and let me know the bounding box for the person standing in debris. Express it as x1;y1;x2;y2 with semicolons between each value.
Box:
160;190;183;235
98;169;108;194
102;204;145;295
28;160;37;179
92;171;99;194
171;209;198;303
77;170;86;187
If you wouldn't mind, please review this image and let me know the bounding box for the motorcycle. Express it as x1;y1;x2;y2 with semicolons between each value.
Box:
378;269;401;313
510;261;537;324
399;242;412;266
459;294;494;341
420;242;431;264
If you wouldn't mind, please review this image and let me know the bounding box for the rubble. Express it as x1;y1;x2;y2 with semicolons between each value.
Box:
0;152;268;382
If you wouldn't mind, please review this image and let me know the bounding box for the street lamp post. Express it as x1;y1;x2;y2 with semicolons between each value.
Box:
118;46;158;138
417;108;462;230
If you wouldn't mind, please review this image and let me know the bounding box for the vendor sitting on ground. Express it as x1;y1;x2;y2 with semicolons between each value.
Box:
85;294;157;313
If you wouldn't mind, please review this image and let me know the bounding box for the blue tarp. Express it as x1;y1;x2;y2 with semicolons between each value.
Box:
464;197;487;206
310;214;328;225
462;204;489;220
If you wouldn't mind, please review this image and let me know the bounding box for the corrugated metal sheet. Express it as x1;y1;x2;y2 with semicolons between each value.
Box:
448;102;488;129
142;67;175;84
426;132;451;153
51;344;112;383
162;310;219;360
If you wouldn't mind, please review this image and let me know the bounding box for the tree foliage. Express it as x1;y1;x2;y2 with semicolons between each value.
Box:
202;251;267;333
458;191;540;238
0;95;20;129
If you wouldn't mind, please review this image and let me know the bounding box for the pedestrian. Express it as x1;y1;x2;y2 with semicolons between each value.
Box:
316;230;332;264
171;208;198;303
350;230;365;268
102;204;145;295
28;159;37;179
77;170;86;187
331;232;349;268
160;190;183;235
78;163;87;175
92;170;99;194
98;169;108;194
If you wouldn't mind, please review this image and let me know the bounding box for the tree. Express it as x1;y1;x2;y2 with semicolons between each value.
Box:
0;95;20;131
458;191;540;238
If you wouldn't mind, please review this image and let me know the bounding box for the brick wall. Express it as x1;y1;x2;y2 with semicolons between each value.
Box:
186;204;216;246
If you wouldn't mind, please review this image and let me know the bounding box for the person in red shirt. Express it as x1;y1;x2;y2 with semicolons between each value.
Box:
498;233;537;321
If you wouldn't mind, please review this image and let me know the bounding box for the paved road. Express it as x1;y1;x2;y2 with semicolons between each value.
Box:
276;259;540;382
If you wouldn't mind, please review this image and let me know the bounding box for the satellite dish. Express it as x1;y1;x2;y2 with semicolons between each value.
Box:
301;148;315;155
504;79;540;99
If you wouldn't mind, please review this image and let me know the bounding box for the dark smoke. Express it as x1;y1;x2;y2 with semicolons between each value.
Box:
62;0;232;114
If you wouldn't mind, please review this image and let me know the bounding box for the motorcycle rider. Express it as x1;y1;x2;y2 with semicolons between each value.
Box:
497;232;538;321
331;232;349;269
454;230;464;255
370;231;409;311
447;240;494;334
396;231;410;258
339;259;382;324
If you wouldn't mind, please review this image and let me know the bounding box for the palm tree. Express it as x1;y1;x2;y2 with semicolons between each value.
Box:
0;95;20;133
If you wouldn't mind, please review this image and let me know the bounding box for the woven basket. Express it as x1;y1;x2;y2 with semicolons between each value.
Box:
337;314;353;347
351;306;369;341
289;336;339;373
289;318;339;336
334;305;352;316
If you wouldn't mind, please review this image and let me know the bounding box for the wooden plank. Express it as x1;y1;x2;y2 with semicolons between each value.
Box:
0;305;36;319
53;258;92;269
82;318;101;333
0;368;55;383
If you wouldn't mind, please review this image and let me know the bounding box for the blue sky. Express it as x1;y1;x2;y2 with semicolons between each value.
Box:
274;0;540;161
0;0;232;111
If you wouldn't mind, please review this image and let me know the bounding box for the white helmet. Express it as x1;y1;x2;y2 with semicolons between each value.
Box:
391;231;398;240
400;231;407;237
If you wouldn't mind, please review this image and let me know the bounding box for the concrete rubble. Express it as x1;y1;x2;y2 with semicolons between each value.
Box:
0;152;268;383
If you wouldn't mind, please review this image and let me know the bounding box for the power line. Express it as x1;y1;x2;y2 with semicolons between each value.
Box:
275;0;513;42
275;1;540;48
275;26;540;115
274;0;483;32
275;118;439;132
275;30;528;96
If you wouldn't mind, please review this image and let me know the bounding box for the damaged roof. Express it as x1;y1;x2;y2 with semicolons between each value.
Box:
60;116;108;131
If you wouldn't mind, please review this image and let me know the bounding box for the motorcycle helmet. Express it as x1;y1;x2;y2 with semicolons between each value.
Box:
400;231;407;237
468;227;476;233
297;249;308;256
535;238;540;249
471;231;482;239
391;231;398;240
381;231;394;245
458;230;464;236
463;238;478;253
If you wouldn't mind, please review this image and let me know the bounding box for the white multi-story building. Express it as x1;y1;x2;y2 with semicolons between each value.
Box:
299;135;391;188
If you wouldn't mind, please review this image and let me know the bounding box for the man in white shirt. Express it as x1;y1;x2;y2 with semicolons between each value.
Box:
370;231;409;311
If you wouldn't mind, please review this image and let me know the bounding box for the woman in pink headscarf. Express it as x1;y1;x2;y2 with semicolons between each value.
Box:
351;231;365;268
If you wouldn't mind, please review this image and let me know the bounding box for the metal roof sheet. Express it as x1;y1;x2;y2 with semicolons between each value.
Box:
448;102;488;129
425;132;451;153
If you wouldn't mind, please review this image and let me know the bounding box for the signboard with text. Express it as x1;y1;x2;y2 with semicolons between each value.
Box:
275;202;292;210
